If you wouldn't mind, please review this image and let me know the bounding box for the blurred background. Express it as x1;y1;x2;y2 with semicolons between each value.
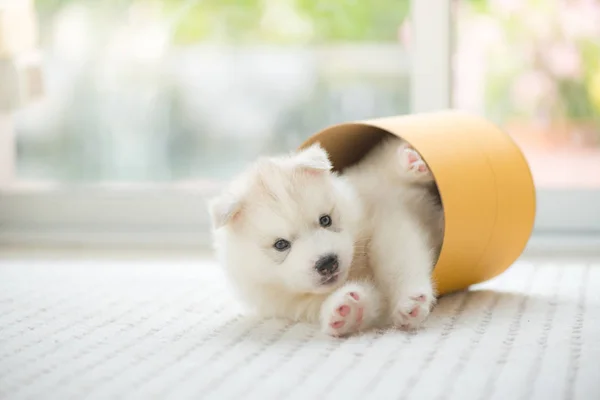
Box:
11;0;412;185
5;0;599;188
455;0;600;188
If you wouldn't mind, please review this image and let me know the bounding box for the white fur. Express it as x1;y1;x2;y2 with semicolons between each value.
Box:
209;137;444;336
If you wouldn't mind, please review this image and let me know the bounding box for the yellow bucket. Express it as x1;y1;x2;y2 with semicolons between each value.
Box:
299;110;536;295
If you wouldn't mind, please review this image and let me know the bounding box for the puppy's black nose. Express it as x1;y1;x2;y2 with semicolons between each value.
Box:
315;254;339;276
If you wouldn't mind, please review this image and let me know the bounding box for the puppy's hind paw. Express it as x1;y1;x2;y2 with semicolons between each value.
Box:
397;144;434;183
392;291;435;330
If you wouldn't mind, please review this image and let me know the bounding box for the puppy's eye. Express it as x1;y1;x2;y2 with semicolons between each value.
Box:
273;239;291;251
319;214;332;228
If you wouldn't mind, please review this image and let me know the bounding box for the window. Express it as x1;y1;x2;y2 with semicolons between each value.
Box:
1;0;597;248
455;0;600;236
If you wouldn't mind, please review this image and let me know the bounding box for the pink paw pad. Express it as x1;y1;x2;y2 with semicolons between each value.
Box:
330;320;345;329
349;292;360;301
338;305;350;317
408;307;420;318
412;294;427;302
401;147;428;173
407;151;419;164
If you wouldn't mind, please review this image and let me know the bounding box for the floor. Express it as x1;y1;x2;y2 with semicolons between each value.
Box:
0;251;599;400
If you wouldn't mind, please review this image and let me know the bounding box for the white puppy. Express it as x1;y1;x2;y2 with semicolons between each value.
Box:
208;135;444;336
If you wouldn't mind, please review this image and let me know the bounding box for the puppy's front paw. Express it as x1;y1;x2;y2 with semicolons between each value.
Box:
320;285;374;337
392;291;435;330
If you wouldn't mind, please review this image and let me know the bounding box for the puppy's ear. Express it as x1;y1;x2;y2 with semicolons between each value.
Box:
293;143;332;173
208;192;243;229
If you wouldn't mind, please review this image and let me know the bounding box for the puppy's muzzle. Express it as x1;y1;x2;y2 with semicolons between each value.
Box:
315;254;339;276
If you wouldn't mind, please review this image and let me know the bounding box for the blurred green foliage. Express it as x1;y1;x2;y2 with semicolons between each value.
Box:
462;0;600;123
34;0;412;44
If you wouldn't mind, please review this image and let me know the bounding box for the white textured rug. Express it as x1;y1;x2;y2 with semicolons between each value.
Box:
0;253;599;400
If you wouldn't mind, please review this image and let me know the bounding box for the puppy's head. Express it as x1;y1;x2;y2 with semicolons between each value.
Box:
208;144;361;296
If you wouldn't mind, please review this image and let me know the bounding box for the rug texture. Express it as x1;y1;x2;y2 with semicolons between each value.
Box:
0;256;599;400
